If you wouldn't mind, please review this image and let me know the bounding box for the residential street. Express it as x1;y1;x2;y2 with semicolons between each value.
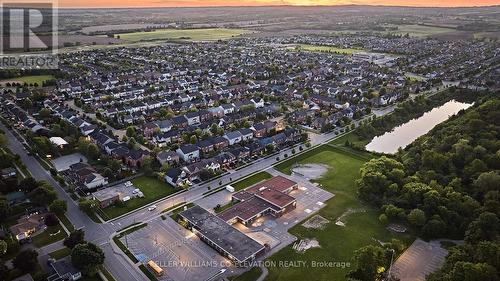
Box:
0;87;436;281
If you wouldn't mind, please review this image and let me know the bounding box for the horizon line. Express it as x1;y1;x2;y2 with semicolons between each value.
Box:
55;4;500;9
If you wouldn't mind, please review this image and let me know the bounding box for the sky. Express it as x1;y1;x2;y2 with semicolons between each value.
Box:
59;0;500;8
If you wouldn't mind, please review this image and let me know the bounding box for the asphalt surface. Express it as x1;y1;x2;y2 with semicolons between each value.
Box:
0;122;146;281
2;89;427;281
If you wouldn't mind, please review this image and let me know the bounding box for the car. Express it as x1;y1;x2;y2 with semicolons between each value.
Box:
148;205;157;211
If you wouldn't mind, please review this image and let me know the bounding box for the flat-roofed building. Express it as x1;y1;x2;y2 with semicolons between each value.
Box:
218;176;297;225
178;205;265;265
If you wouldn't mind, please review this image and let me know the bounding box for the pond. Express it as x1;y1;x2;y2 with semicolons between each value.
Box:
365;100;473;154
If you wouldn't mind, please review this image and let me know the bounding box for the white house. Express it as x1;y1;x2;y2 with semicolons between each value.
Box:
176;144;200;162
238;128;254;141
224;131;243;145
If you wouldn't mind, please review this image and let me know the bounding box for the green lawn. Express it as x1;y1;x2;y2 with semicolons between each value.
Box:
49;247;72;260
32;224;67;247
58;214;75;232
0;75;55;87
328;131;374;160
100;266;117;281
294;44;362;54
119;28;253;42
232;171;273;191
264;146;412;281
101;176;180;219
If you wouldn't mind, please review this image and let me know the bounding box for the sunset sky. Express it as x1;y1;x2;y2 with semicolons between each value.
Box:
59;0;500;8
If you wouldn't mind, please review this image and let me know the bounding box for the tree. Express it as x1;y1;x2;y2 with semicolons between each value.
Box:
465;212;499;243
126;126;136;138
0;199;11;222
142;156;154;176
45;213;59;226
127;137;137;149
87;143;100;160
18;177;39;193
0;240;7;256
378;214;388;226
64;229;85;249
13;249;38;272
78;198;95;214
189;135;198;144
71;243;105;276
408;209;426;227
49;199;67;216
30;185;57;206
347;245;388;281
474;172;500;198
39;108;51;118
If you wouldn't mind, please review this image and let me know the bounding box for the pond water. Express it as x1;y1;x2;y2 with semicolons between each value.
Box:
365;100;473;154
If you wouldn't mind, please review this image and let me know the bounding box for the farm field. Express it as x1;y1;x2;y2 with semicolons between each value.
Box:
100;176;180;219
265;146;412;281
294;44;363;54
0;75;55;87
118;28;253;42
385;24;456;37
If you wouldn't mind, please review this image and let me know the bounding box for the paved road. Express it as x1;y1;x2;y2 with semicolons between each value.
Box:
0;122;147;281
2;86;444;281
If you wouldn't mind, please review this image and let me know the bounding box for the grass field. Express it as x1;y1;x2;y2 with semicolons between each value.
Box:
0;75;55;87
101;176;179;219
385;24;456;37
265;146;412;281
49;247;72;260
119;28;253;42
58;214;75;232
294;44;362;54
32;224;67;247
232;171;273;191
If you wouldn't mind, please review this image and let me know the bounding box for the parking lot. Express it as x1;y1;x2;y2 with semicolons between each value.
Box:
391;239;449;281
120;216;228;281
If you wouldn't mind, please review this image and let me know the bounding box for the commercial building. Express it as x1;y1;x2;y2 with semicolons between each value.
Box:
178;205;265;264
218;176;298;225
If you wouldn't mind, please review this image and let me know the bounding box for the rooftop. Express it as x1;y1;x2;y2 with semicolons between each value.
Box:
179;205;265;263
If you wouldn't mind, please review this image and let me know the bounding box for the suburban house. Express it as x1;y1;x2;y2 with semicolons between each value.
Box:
239;128;254;141
176;144;200;162
9;212;47;241
48;258;82;281
224;130;243;145
156;150;180;166
66;162;108;190
165;168;190;187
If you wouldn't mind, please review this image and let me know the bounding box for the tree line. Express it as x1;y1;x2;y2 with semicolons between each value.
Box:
352;97;499;281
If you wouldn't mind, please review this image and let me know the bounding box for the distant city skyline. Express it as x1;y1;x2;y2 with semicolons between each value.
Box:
59;0;500;8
